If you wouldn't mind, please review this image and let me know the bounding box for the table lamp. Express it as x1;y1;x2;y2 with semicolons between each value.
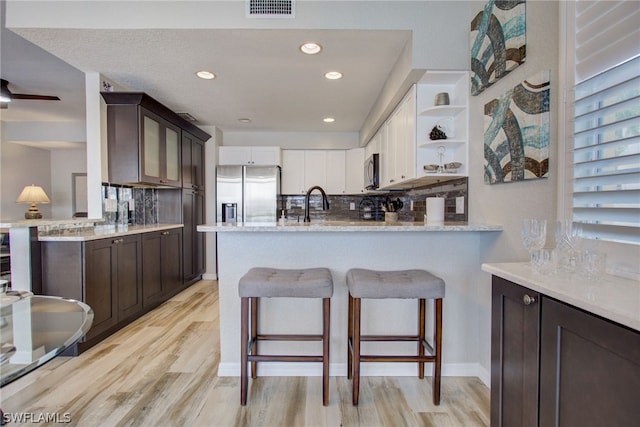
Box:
16;185;50;219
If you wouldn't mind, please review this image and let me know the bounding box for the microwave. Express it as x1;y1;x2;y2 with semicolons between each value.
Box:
364;153;380;190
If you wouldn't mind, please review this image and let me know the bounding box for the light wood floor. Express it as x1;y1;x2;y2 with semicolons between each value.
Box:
1;280;489;426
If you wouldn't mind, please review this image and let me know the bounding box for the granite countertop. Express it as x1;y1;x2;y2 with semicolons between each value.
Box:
198;221;503;233
38;224;183;242
0;218;101;229
482;262;640;332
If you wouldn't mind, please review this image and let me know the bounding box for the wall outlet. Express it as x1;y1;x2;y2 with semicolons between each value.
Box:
456;197;465;214
349;202;356;210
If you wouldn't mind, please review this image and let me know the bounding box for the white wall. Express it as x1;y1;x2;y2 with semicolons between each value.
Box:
222;131;359;150
467;1;561;374
50;149;87;218
202;125;221;280
0;141;52;220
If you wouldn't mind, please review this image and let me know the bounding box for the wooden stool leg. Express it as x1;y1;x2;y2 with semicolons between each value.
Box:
250;297;258;379
433;298;443;405
323;297;331;406
240;297;249;405
418;298;426;379
352;297;361;405
347;293;353;380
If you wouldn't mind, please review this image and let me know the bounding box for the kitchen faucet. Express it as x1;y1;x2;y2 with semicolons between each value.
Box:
304;186;330;222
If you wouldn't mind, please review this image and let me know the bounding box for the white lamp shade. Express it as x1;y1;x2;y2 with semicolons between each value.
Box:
16;185;50;204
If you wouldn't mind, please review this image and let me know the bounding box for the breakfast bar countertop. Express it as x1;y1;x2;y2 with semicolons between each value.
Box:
37;224;184;242
198;221;503;233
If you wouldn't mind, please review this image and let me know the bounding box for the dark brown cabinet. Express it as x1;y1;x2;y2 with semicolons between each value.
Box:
491;276;640;427
539;297;640;426
41;234;142;351
103;93;183;187
102;91;210;285
182;131;205;283
491;276;540;427
142;228;183;310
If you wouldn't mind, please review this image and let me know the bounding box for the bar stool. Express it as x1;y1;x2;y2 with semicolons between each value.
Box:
346;268;445;405
239;267;334;406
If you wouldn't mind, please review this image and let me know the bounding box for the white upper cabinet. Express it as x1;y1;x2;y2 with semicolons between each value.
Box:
304;150;328;190
325;150;346;194
281;150;305;194
282;149;357;195
345;148;365;194
218;146;281;166
372;71;469;190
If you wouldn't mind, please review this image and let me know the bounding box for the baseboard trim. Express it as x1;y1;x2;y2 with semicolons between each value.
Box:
202;273;218;280
218;361;490;384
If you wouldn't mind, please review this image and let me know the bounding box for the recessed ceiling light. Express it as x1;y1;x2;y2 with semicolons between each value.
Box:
196;70;216;80
324;71;343;80
323;117;335;123
238;118;252;123
300;42;322;55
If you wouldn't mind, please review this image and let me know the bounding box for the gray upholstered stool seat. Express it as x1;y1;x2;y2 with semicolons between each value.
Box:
240;267;334;298
346;268;445;299
239;267;333;406
347;268;445;406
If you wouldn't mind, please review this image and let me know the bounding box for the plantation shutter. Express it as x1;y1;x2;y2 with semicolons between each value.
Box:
571;0;640;244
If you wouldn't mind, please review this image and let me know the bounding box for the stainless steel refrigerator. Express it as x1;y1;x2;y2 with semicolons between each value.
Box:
216;165;280;222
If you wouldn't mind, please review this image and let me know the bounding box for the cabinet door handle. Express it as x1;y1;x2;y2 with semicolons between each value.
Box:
162;231;170;236
523;294;536;305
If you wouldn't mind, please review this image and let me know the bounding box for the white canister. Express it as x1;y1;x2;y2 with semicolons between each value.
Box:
426;197;445;225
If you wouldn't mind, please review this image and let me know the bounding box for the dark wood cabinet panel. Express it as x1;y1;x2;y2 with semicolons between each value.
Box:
142;232;164;308
105;104;182;187
42;234;143;352
116;235;143;320
491;275;640;427
142;228;183;310
182;131;206;284
84;238;118;339
539;297;640;426
182;189;205;283
162;229;183;295
102;92;210;188
491;276;540;427
182;131;205;190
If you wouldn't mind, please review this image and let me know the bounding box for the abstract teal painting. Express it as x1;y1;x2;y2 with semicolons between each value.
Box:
484;70;550;184
471;0;526;96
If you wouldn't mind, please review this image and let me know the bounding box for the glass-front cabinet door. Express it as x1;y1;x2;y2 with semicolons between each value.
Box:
165;127;180;183
143;115;161;180
140;108;182;186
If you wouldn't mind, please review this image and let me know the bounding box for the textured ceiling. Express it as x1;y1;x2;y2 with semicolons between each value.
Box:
2;25;410;136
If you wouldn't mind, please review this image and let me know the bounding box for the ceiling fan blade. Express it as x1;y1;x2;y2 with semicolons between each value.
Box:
11;93;61;101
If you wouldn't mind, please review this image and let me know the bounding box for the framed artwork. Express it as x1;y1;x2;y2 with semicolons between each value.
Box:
484;70;550;184
471;0;526;96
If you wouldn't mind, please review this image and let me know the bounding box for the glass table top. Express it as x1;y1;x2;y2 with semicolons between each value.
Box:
0;291;93;386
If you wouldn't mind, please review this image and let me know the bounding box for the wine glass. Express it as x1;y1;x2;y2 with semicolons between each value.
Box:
555;220;583;272
522;219;547;268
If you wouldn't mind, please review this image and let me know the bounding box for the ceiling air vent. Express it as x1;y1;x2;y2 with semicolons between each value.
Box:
246;0;295;18
177;112;197;122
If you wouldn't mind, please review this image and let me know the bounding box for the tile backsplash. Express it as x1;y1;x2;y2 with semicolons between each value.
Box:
102;184;158;225
281;178;468;223
101;178;468;225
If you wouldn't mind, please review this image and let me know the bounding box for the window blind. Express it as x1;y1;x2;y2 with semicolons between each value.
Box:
571;0;640;245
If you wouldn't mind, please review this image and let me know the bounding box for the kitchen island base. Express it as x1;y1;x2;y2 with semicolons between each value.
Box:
203;223;502;382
